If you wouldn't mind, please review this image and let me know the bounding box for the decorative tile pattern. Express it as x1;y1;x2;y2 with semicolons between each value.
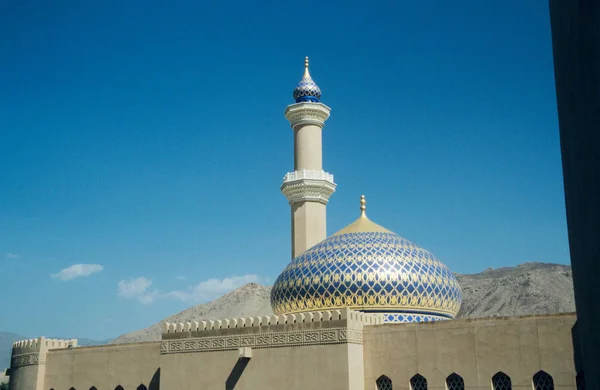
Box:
161;327;361;354
293;75;321;103
410;374;427;390
446;373;465;390
384;313;449;323
376;375;393;390
271;231;462;321
533;371;554;390
492;372;512;390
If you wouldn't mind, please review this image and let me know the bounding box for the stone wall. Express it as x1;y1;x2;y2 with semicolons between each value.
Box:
43;342;160;390
363;313;577;390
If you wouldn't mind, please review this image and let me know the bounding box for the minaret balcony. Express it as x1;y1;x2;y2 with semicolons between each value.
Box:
281;169;337;205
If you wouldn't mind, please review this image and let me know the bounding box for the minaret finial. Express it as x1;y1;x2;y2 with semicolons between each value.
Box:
360;195;367;217
292;56;322;103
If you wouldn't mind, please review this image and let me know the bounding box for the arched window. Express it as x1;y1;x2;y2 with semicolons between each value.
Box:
576;372;585;390
377;375;393;390
446;373;465;390
90;387;98;390
115;386;124;390
492;372;512;390
69;388;76;390
137;385;147;390
410;374;427;390
533;371;554;390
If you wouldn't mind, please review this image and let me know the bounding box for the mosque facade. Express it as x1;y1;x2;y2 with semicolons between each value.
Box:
7;59;579;390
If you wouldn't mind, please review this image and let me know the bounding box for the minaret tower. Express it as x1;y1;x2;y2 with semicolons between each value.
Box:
281;57;336;259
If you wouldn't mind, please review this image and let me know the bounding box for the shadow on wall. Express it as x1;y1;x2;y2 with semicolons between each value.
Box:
225;358;250;390
149;368;160;390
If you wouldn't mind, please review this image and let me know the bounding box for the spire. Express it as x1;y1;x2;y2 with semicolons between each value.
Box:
360;195;367;217
293;56;322;103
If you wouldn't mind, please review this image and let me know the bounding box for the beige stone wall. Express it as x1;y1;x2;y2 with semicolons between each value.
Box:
43;342;160;390
161;343;352;390
363;313;577;390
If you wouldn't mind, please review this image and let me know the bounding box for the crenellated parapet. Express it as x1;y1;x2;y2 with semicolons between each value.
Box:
160;308;383;355
10;337;77;369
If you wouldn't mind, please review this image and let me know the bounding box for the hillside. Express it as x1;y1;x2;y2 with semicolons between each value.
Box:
111;262;575;344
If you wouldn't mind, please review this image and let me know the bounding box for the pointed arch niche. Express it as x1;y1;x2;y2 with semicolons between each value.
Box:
492;372;512;390
533;371;554;390
410;374;427;390
446;373;465;390
377;375;393;390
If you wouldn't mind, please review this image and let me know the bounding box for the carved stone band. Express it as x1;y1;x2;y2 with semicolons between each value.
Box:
161;327;362;354
11;353;46;368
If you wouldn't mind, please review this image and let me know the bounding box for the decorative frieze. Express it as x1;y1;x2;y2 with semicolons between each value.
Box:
11;353;46;368
161;327;362;355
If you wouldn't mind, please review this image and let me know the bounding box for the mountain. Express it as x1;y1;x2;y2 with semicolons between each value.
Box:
455;262;575;318
111;282;273;344
111;262;576;344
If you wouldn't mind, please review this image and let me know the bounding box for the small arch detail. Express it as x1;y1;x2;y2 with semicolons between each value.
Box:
137;385;148;390
377;375;393;390
492;372;512;390
446;373;465;390
410;374;427;390
533;371;554;390
115;386;124;390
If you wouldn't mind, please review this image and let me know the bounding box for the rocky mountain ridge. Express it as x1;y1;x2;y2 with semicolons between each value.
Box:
111;262;575;344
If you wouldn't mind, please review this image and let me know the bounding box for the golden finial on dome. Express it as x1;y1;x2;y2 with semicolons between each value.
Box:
360;195;367;216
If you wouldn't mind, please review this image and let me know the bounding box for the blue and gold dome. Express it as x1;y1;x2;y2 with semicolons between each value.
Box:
270;196;462;323
293;57;322;103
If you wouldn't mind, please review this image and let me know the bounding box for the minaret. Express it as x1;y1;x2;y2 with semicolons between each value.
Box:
281;57;336;259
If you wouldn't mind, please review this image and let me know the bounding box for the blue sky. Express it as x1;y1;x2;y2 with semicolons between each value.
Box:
0;1;568;340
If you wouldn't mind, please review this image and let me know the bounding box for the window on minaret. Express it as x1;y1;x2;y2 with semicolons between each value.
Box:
410;374;427;390
446;373;465;390
492;372;512;390
533;371;554;390
376;375;393;390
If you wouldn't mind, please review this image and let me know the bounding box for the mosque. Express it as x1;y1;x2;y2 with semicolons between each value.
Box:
8;59;579;390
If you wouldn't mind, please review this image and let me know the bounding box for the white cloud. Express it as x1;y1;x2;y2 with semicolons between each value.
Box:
165;274;263;303
51;264;104;281
6;253;20;259
118;274;264;305
117;277;157;305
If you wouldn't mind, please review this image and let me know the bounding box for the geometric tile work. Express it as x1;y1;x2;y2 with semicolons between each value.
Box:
293;74;321;103
384;313;449;323
446;373;465;390
271;232;462;321
492;372;512;390
533;371;554;390
410;374;427;390
376;375;393;390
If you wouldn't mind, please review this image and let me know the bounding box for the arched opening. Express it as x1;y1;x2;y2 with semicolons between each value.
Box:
410;374;427;390
115;386;124;390
90;387;98;390
377;375;393;390
533;371;554;390
492;372;512;390
576;372;585;390
446;373;465;390
137;385;147;390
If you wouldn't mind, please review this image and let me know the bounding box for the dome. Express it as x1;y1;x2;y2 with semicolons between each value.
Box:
293;57;322;103
270;196;462;323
